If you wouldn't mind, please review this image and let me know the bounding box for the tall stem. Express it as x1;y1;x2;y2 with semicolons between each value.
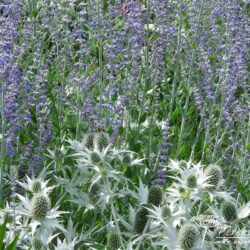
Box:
190;112;204;161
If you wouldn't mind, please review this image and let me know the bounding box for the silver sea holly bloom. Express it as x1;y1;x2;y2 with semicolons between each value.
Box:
152;222;209;250
16;192;66;235
211;200;250;224
15;179;67;235
17;174;54;196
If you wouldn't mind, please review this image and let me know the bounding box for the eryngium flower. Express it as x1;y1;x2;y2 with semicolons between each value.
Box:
31;236;43;250
161;205;171;220
31;194;50;220
134;207;148;234
205;164;222;190
90;152;102;164
186;174;197;189
147;186;163;206
31;180;42;193
178;224;198;250
107;231;121;250
96;132;110;151
222;202;238;222
84;134;95;150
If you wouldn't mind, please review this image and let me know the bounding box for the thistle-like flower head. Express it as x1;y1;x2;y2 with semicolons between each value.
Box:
134;207;149;234
166;160;210;190
147;186;163;207
83;133;95;150
17;174;54;196
32;179;42;193
31;235;43;250
178;223;198;250
16;190;66;235
107;231;121;250
222;202;238;222
31;194;50;220
96;132;111;151
186;174;197;189
90;151;102;164
204;164;223;191
161;205;171;220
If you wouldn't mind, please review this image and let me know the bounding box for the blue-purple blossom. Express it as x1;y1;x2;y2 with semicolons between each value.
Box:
152;119;172;186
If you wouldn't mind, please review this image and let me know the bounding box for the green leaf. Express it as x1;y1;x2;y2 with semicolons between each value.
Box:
171;108;180;119
0;215;8;249
132;143;141;153
187;106;195;116
139;113;147;123
6;234;19;250
31;10;38;18
179;145;187;157
118;126;125;136
215;17;222;25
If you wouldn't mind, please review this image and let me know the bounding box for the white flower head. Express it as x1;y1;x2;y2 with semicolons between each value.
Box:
16;192;67;235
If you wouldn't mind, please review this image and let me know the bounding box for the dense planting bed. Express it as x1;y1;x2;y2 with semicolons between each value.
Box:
0;0;249;249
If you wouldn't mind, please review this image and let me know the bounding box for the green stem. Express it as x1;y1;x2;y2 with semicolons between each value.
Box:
190;113;204;161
